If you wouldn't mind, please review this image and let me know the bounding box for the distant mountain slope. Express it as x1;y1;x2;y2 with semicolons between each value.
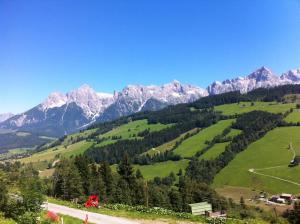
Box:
1;66;300;139
0;81;207;137
0;113;14;123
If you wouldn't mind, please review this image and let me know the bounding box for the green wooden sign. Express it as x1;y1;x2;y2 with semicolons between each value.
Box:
189;202;212;215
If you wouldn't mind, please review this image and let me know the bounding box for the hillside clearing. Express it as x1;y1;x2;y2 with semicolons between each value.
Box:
200;142;229;160
173;119;234;158
215;101;295;116
284;109;300;123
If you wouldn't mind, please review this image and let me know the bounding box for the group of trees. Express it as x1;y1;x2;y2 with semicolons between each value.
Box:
0;162;44;224
50;154;228;212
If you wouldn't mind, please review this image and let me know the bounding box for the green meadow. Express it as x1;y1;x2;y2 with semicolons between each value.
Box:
284;109;300;123
215;101;295;116
173;119;234;158
213;126;300;194
200;142;229;160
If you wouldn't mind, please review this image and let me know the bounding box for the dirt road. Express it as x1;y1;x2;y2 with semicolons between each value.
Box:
44;203;140;224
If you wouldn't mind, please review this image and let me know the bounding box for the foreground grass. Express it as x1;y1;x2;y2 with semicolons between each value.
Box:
173;119;234;158
213;126;300;194
0;217;15;224
215;101;295;116
47;198;276;224
47;197;205;223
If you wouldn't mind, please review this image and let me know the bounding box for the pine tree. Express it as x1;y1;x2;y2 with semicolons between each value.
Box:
74;155;91;195
136;169;143;179
0;171;8;211
52;159;83;200
99;162;114;201
117;153;135;184
89;164;105;198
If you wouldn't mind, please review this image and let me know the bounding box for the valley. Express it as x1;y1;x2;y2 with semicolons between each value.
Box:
3;84;300;224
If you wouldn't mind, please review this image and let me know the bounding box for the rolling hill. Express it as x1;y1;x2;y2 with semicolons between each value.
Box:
12;84;300;201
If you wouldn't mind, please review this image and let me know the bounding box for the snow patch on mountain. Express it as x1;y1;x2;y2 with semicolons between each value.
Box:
207;67;288;95
0;113;14;123
41;92;67;111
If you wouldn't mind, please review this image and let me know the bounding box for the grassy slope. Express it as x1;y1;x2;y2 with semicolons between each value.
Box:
101;119;170;140
173;119;234;158
215;101;295;116
111;160;189;180
20;120;169;165
213;126;300;194
284;109;300;123
21;140;93;164
142;128;199;156
200;142;230;160
135;159;189;180
225;129;241;138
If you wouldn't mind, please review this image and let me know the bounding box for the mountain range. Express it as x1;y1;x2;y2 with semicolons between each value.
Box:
1;66;300;137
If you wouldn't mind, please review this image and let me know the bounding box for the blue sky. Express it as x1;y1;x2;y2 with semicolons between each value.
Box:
1;0;300;113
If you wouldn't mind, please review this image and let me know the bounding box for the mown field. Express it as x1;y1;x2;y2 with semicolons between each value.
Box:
200;142;229;160
284;109;300;123
215;101;295;116
111;159;189;180
142;128;199;156
134;159;189;180
213;126;300;194
173;119;235;158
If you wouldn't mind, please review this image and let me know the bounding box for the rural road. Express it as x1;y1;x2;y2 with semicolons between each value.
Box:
248;168;300;186
44;203;140;224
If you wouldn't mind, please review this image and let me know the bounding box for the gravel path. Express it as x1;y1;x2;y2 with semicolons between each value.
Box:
44;203;140;224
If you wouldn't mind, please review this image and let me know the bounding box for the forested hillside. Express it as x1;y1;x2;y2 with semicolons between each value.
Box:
9;84;300;223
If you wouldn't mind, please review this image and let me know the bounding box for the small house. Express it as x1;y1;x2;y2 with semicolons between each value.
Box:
189;202;212;216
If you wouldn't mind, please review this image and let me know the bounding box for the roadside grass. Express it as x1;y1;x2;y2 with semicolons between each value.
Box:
47;197;205;223
41;211;90;224
213;126;300;194
200;142;229;160
173;119;234;158
284;109;300;123
215;101;295;116
47;198;273;224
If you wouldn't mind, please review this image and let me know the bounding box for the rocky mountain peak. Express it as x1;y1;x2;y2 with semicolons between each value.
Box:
280;69;300;82
41;92;67;111
247;66;275;81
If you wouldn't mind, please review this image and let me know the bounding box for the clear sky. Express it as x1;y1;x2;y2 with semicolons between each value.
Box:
1;0;300;114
